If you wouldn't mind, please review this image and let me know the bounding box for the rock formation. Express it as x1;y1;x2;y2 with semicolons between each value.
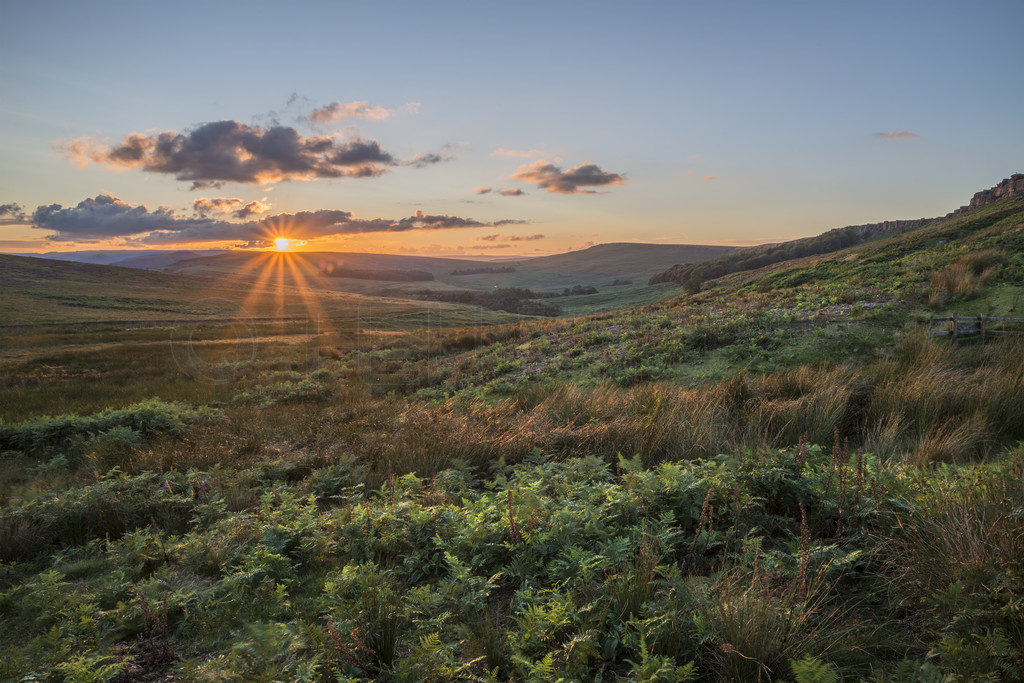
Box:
967;174;1024;210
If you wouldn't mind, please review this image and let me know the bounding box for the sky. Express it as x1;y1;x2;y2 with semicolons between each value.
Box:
1;0;1022;257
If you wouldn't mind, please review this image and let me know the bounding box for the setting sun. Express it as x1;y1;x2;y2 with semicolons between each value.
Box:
274;237;291;251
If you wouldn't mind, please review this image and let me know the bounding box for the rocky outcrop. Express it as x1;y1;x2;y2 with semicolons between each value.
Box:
832;175;1023;235
649;173;1024;287
836;217;935;239
967;174;1024;210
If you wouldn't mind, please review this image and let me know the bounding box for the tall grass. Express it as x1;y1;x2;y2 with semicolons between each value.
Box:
695;563;847;681
929;248;1007;307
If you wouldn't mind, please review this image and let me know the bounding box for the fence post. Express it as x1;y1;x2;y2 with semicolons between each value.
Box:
980;313;986;343
951;313;958;343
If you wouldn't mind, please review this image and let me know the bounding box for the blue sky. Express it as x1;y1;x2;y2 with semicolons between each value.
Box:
1;0;1021;255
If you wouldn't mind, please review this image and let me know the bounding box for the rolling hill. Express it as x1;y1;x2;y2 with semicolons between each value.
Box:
0;253;517;328
159;243;739;294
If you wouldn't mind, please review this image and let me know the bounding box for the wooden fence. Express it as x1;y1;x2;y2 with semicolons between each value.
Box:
928;314;1024;342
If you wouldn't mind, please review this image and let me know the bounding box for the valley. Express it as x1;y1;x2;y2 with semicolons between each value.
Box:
1;183;1023;680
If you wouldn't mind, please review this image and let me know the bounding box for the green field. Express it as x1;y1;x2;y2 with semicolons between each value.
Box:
2;199;1024;680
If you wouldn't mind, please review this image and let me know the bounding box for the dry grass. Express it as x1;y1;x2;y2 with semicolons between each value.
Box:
930;248;1007;306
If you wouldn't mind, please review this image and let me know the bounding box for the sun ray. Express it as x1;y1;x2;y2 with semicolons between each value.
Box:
281;252;338;338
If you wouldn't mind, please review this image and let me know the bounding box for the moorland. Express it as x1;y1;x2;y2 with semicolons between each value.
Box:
1;179;1023;681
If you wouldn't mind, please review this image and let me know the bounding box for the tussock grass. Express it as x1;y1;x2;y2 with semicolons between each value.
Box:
930;248;1008;306
696;563;848;681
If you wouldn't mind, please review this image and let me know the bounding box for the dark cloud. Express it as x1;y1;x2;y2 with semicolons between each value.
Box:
478;233;500;242
473;186;493;195
511;160;624;194
30;194;524;247
32;195;215;241
0;202;26;219
61;121;397;188
499;188;525;196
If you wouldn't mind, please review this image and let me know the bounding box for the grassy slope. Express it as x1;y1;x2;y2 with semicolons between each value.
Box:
1;199;1023;680
0;253;524;327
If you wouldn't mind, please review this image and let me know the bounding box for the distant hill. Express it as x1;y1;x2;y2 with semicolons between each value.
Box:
0;253;236;324
0;253;517;327
160;243;740;297
516;243;739;289
24;249;229;266
111;251;203;269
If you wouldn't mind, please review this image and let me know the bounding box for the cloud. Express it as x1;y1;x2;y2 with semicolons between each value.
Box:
473;186;493;195
406;149;458;168
32;194;215;240
874;131;924;141
492;148;545;158
476;232;544;242
511;160;624;194
308;101;392;124
60;121;397;188
30;194;524;246
0;202;26;224
193;197;243;216
703;174;717;182
193;197;271;219
499;188;525;196
234;200;272;219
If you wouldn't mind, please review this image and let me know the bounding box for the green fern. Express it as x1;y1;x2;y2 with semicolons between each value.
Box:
790;656;838;683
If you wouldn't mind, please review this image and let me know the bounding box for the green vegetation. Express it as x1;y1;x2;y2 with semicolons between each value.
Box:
411;287;563;316
321;267;435;282
451;266;516;276
2;197;1024;680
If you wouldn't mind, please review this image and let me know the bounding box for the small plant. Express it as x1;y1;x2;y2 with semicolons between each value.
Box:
136;590;175;667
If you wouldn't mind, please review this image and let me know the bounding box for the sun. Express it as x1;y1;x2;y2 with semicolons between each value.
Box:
274;237;291;252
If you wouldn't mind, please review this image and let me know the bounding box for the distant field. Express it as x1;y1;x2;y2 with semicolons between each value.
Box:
156;243;739;296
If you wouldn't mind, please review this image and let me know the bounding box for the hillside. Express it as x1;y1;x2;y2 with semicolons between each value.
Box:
162;243;732;291
2;184;1024;681
0;253;518;328
110;251;203;269
651;173;1024;290
431;193;1024;397
28;249;228;266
